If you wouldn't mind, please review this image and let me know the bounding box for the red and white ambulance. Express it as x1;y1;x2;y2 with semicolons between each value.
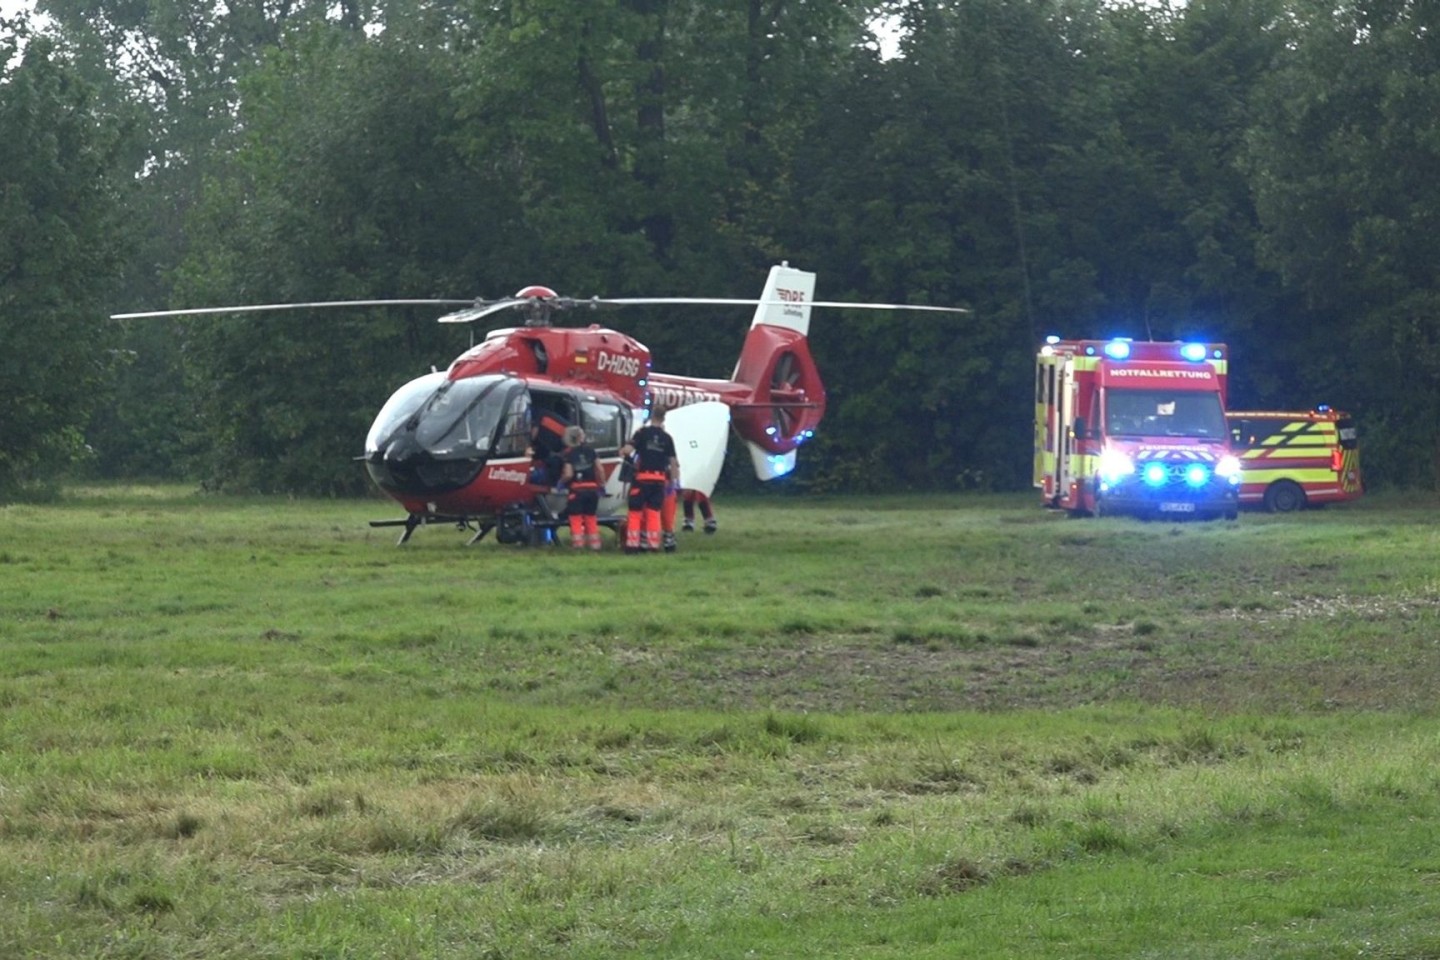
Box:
1034;338;1242;519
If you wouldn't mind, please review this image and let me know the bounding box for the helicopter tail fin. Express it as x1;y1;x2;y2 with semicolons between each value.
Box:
730;264;827;480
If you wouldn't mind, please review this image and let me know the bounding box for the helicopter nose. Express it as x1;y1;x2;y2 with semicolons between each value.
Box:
379;430;425;466
365;431;485;495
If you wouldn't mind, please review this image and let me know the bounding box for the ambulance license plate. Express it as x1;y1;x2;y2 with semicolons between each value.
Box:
1159;502;1195;513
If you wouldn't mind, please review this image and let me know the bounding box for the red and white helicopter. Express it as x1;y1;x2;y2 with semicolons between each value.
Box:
115;263;965;545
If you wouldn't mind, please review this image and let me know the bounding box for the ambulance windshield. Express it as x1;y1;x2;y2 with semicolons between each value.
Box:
1105;390;1227;439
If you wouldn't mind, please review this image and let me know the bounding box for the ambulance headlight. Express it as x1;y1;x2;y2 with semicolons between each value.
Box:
1142;462;1168;487
1184;464;1210;487
1098;450;1134;484
1215;455;1243;484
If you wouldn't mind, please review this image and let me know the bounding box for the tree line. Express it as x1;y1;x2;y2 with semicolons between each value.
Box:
3;0;1438;501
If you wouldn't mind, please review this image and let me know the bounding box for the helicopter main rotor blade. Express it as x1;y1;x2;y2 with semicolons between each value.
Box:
114;294;970;323
587;297;971;313
591;297;781;308
806;300;970;313
111;299;478;320
436;300;530;324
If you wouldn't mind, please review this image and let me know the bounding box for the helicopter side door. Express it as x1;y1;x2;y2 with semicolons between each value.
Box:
576;396;632;517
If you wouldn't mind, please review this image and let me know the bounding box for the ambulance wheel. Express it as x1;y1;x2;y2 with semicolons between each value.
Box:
1264;480;1306;513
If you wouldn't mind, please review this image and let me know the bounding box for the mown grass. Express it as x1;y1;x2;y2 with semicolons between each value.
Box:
3;485;1440;957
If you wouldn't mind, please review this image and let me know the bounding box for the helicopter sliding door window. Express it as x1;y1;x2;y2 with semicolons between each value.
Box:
530;391;579;429
579;400;626;454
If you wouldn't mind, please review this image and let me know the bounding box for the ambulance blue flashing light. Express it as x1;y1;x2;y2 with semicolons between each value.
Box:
1103;340;1132;360
1185;464;1210;487
1317;404;1331;413
768;455;794;476
1142;463;1168;487
1045;335;1060;345
1180;342;1207;362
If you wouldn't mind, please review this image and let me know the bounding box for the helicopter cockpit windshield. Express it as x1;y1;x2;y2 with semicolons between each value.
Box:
366;373;528;461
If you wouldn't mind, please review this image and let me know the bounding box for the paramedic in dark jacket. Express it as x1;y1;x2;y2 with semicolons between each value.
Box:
620;408;679;553
559;425;602;551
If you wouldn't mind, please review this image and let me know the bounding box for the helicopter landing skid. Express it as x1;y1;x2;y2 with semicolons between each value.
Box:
369;513;474;546
372;508;625;547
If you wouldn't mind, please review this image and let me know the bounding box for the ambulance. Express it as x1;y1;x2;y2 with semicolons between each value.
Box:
1034;338;1242;519
1225;407;1363;511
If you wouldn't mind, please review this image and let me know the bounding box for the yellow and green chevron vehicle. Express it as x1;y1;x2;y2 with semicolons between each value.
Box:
1226;408;1363;512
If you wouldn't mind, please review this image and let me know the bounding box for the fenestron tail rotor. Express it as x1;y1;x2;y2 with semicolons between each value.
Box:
769;351;805;439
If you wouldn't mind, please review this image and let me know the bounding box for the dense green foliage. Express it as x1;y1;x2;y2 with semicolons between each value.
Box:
5;0;1440;497
5;488;1440;956
0;23;131;499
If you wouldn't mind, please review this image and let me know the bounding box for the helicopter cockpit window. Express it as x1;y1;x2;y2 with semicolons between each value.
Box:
495;390;530;457
579;399;626;452
366;371;448;455
410;374;523;460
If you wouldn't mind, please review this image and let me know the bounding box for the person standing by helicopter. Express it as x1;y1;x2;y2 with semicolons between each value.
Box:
558;425;602;551
682;490;718;534
621;408;679;554
661;480;681;553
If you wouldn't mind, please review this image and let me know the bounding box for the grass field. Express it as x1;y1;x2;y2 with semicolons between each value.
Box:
4;485;1440;958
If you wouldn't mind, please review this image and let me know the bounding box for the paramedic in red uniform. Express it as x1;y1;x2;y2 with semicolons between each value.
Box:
682;490;717;534
661;480;680;553
558;425;602;551
621;409;679;553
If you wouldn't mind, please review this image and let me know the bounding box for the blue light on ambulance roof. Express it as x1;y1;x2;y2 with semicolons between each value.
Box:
1180;342;1207;362
1045;335;1060;345
1084;345;1096;356
1104;340;1132;360
1317;404;1331;413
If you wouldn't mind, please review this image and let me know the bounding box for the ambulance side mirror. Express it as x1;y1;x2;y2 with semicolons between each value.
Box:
1073;417;1087;440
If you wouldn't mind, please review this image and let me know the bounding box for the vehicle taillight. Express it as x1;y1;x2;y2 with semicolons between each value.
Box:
1331;448;1343;472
